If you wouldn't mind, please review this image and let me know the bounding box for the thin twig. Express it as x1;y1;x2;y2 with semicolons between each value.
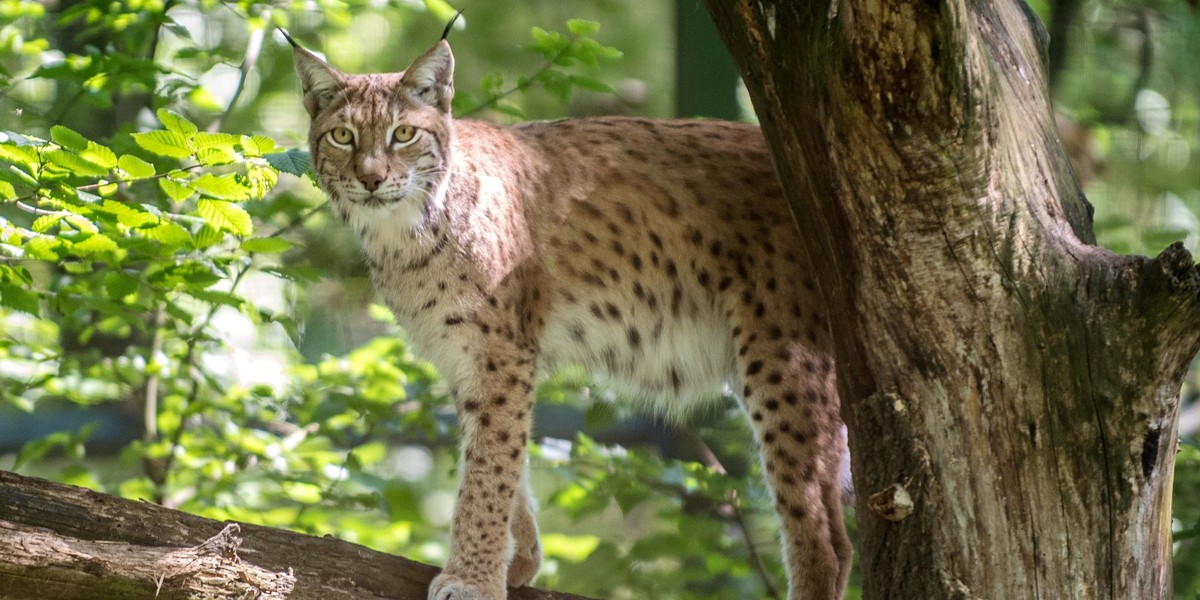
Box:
460;36;578;118
142;305;167;442
152;262;252;505
10;200;68;217
6;163;206;206
267;201;327;238
693;437;782;600
208;5;271;133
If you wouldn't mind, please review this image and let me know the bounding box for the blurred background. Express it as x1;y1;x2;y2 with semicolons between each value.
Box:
0;1;1197;598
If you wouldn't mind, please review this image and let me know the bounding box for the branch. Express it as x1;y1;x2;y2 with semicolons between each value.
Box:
0;470;596;600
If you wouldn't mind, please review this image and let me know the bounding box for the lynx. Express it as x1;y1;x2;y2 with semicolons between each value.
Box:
291;28;850;600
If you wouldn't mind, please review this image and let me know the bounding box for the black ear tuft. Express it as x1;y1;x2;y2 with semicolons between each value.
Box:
278;27;301;49
441;9;464;41
290;38;346;117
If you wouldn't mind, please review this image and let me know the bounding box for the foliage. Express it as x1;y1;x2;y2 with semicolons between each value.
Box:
0;2;1196;600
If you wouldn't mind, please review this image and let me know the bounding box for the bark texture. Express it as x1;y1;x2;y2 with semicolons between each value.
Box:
702;1;1200;598
0;470;592;600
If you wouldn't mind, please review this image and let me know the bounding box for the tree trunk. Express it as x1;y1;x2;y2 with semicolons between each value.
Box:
0;471;592;600
702;2;1200;598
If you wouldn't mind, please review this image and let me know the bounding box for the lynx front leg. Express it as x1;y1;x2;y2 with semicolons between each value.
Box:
429;352;536;600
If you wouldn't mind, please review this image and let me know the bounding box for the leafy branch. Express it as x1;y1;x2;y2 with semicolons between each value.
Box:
461;19;621;118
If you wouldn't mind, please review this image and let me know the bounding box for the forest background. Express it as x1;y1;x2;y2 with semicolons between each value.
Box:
0;0;1197;598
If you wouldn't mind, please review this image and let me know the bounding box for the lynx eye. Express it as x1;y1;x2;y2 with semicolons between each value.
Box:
393;125;417;145
329;127;354;145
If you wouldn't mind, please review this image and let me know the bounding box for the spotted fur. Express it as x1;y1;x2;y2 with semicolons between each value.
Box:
294;38;850;600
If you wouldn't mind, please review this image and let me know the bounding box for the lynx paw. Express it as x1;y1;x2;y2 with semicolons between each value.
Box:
506;536;541;587
507;503;542;587
428;573;503;600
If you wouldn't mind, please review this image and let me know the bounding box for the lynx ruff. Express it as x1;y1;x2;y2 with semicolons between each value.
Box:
292;33;851;600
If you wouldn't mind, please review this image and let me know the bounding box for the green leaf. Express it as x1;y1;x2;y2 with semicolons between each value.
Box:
103;271;139;300
193;224;224;248
0;142;40;174
241;135;280;158
197;199;253;236
63;214;98;234
191;173;252;201
570;75;613;93
196;146;237;166
139;220;191;247
50;125;89;152
132;130;193;159
0;283;40;315
31;214;63;233
158;178;194;202
566;19;601;36
156;108;198;138
193;132;240;150
44;148;109;177
80;142;117;170
97;200;157;228
193;135;234;163
241;237;292;253
23;237;65;260
264;149;311;177
117;154;155;179
245;165;278;198
0;181;15;200
73;232;120;257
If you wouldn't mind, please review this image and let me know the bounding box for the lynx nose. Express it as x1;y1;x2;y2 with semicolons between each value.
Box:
359;172;385;192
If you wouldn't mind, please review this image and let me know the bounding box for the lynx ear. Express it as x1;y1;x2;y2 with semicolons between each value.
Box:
402;40;455;112
287;35;345;117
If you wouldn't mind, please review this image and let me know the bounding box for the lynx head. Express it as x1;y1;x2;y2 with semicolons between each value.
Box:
291;38;455;223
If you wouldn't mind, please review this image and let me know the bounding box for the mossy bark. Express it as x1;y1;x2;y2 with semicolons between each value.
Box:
703;1;1200;597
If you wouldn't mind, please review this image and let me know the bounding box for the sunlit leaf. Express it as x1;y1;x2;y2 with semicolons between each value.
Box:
97;199;157;229
44;148;109;177
158;177;194;202
193;132;241;150
117;154;155;179
193;224;224;248
0;143;39;173
191;173;252;201
197;199;253;236
139;220;191;247
196;146;237;166
31;214;63;233
132;130;193;159
73;232;120;257
80;142;117;170
156;108;198;138
50;125;88;152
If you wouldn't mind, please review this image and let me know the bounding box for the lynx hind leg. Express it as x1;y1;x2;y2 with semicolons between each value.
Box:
505;464;541;587
736;326;849;599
